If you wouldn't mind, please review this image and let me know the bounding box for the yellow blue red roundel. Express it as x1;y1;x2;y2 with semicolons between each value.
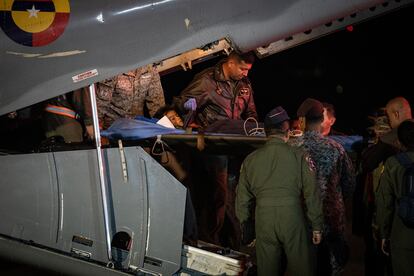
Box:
0;0;70;47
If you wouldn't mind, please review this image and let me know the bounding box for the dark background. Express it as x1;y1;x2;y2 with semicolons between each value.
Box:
161;4;414;136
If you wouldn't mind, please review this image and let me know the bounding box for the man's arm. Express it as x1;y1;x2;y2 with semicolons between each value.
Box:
71;88;92;122
339;148;356;199
361;140;399;172
301;154;324;233
172;73;210;114
243;82;258;119
235;162;256;245
95;78;117;128
146;66;166;117
235;163;254;224
376;158;396;246
71;88;94;139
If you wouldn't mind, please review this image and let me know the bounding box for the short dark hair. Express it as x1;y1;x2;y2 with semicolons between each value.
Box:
398;119;414;150
153;105;180;119
297;98;324;121
306;116;324;125
228;51;255;64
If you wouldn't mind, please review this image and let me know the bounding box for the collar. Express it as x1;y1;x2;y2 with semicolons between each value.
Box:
304;130;324;139
266;136;287;145
213;61;228;81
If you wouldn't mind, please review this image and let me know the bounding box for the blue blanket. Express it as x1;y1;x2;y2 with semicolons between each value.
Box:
101;118;185;140
329;135;363;151
101;118;363;152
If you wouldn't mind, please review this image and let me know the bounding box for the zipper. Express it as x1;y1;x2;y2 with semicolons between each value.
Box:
230;80;238;119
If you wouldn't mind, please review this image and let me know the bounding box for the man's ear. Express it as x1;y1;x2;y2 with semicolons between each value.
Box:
395;111;400;120
330;117;336;126
228;59;236;66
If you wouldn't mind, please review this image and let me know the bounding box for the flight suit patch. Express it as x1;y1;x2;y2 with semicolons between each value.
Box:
305;155;316;172
239;88;250;97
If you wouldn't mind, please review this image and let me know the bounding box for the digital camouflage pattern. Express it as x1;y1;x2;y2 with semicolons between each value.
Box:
302;130;355;235
96;65;165;129
301;130;355;275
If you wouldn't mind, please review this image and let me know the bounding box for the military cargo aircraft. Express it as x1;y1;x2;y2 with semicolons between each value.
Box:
0;0;413;275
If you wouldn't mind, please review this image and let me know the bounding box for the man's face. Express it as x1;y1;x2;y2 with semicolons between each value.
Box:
228;60;252;80
321;108;335;136
290;119;301;130
385;106;399;129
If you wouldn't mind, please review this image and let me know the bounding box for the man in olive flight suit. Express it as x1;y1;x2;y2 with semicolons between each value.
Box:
236;106;323;276
377;119;414;276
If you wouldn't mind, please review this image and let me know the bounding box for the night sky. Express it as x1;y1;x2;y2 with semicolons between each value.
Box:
161;4;414;136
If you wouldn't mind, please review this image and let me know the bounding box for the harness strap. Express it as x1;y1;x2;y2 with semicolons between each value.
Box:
395;152;414;196
395;152;413;169
45;104;79;119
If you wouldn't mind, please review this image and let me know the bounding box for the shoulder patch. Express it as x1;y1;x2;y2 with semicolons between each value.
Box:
305;155;316;172
238;87;250;97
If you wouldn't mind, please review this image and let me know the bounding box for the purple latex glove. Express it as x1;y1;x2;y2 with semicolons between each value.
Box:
184;98;197;111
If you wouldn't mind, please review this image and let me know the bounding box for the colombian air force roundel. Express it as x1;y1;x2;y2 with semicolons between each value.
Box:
0;0;70;47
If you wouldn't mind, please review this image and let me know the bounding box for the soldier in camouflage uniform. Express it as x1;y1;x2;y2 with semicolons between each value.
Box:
297;98;356;276
236;106;323;276
96;65;165;129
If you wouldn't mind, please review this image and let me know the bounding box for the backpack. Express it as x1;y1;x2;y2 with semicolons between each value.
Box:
395;152;414;228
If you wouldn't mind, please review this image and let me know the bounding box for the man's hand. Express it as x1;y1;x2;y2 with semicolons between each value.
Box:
381;239;390;256
7;111;17;119
241;220;255;245
184;98;197;111
247;239;256;248
85;125;95;140
312;230;322;245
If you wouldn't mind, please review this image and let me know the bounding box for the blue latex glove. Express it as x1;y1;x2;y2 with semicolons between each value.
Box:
184;98;197;111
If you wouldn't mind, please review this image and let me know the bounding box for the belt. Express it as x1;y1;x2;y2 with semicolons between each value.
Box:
257;197;300;207
45;104;79;119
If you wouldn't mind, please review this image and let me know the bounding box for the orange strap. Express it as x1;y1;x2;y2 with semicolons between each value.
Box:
45;104;78;119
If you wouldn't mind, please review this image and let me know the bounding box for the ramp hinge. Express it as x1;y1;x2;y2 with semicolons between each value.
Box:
118;140;128;183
